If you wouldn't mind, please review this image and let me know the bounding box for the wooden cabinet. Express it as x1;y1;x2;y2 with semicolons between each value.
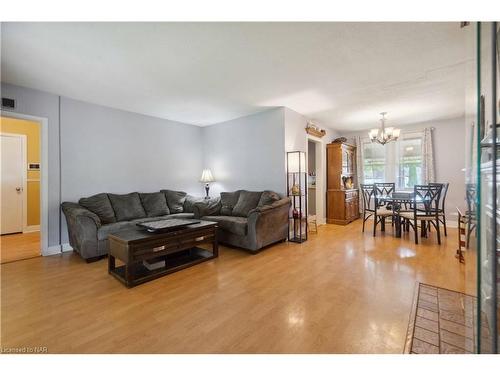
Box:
326;142;359;225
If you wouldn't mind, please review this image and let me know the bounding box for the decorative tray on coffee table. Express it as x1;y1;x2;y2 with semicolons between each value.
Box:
136;219;201;233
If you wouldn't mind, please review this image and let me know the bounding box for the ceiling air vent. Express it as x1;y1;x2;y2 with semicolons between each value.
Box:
1;97;16;109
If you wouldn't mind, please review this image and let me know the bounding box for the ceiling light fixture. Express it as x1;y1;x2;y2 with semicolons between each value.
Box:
369;112;400;145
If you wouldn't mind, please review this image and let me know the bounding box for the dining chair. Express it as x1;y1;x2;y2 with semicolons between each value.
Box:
373;182;396;236
360;184;375;232
465;183;477;248
399;184;443;245
308;215;318;234
430;182;449;236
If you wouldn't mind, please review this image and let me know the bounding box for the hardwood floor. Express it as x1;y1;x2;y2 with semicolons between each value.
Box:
0;221;476;353
0;232;40;264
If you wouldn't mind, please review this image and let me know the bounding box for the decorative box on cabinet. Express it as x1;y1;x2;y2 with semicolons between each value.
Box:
326;142;360;225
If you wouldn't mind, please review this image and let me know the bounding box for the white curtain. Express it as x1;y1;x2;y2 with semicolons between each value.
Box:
422;127;435;184
355;136;365;213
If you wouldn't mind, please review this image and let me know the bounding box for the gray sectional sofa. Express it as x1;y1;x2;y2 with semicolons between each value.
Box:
193;190;291;253
62;189;290;261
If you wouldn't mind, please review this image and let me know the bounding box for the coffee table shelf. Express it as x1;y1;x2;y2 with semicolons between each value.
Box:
110;247;214;287
108;220;218;288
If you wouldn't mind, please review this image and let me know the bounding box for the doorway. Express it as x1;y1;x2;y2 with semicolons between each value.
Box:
0;116;41;263
307;137;325;225
308;140;317;216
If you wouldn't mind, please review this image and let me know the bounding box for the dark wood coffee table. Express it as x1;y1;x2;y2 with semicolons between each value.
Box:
108;220;218;287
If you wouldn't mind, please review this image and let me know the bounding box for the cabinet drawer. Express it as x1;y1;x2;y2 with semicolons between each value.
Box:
132;233;215;261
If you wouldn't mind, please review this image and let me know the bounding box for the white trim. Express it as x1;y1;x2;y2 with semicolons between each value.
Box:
61;243;73;252
24;225;40;233
445;220;458;228
0;132;28;233
307;134;327;225
46;245;62;256
363;216;458;228
1;111;50;256
46;243;72;255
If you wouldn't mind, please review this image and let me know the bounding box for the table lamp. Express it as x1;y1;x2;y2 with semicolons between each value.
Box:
200;169;215;199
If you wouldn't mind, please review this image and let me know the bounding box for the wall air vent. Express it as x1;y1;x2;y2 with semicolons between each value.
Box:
1;97;16;109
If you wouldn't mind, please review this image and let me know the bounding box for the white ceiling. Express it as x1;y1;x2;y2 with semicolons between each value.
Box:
1;22;467;131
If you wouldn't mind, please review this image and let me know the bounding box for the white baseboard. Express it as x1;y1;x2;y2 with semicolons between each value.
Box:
45;245;62;256
359;216;458;228
23;225;40;233
445;220;458;228
61;243;73;252
43;243;73;256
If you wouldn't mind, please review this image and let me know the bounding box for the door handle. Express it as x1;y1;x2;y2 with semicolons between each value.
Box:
16;187;22;192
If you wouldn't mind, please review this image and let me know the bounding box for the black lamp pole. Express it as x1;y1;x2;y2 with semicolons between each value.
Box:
204;183;210;199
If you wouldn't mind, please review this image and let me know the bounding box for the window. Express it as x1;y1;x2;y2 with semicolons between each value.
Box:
397;138;422;189
361;132;424;189
362;141;385;184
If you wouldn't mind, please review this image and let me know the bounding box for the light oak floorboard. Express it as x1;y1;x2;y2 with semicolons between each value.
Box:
0;232;40;264
0;221;475;353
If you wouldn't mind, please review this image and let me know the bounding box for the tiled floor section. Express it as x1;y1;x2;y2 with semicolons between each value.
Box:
408;283;479;354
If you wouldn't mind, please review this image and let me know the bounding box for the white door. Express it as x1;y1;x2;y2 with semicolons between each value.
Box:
1;134;24;234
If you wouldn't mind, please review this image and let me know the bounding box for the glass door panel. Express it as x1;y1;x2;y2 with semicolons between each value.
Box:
477;21;499;354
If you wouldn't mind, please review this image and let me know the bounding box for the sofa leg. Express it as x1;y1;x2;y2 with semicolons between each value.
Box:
86;255;107;263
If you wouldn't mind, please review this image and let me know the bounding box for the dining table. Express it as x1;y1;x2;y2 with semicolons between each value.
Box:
375;191;430;238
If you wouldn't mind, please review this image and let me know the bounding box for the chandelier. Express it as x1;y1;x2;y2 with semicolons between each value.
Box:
369;112;400;145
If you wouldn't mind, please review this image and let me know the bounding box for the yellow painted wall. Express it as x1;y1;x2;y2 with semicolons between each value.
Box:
0;117;41;226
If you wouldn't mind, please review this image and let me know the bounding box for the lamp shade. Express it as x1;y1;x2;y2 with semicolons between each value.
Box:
200;169;215;183
369;129;379;139
287;151;306;173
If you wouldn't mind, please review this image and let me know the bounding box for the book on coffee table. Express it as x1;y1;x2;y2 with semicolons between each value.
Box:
136;219;201;233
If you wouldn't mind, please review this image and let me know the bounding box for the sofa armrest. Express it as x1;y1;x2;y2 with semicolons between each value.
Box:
247;197;291;250
248;197;291;215
61;202;102;258
61;202;101;228
193;198;221;219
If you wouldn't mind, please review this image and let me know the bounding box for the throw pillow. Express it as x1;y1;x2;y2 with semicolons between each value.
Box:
79;193;116;224
108;192;147;221
232;190;263;217
194;199;221;218
183;195;204;213
162;190;187;213
139;192;170;217
220;191;241;216
257;190;281;207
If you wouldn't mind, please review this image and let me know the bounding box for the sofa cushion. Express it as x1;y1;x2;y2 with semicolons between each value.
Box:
202;215;248;236
79;193;116;224
139;192;170;217
183;195;203;213
97;221;137;241
108;192;147;221
220;191;241;216
162;190;187;213
232;191;263;217
194;199;221;218
258;190;281;207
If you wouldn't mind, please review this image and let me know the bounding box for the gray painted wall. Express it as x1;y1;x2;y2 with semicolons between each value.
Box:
1;83;204;247
60;97;204;243
340;117;466;220
202;108;286;196
1;83;61;247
